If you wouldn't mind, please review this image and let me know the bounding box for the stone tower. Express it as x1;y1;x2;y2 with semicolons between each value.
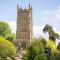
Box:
16;3;33;49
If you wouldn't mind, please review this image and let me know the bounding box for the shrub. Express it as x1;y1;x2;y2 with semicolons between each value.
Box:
0;37;16;60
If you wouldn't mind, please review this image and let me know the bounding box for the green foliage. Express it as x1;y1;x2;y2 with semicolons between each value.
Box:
6;33;16;42
54;53;60;60
22;40;47;60
43;24;52;33
23;46;36;60
0;22;11;37
46;39;57;53
40;38;47;47
22;38;60;60
0;37;16;60
43;24;59;42
0;22;16;42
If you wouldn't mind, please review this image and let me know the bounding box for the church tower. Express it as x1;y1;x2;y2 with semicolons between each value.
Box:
16;2;33;49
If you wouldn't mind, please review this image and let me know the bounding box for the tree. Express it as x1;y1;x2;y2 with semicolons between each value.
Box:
45;39;59;60
0;22;16;42
43;24;59;43
23;45;36;60
46;39;57;53
0;22;11;37
0;37;16;60
22;40;47;60
57;42;60;50
40;38;47;48
6;33;16;42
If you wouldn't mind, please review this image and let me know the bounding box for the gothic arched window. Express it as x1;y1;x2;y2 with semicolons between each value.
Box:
25;16;27;22
26;17;27;22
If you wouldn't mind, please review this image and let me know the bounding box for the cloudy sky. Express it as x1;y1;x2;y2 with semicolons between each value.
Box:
0;0;60;41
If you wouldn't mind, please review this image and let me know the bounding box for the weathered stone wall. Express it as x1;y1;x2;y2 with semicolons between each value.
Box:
16;5;32;49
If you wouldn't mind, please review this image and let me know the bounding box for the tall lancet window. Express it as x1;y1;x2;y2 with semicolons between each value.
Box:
26;17;27;22
25;16;27;22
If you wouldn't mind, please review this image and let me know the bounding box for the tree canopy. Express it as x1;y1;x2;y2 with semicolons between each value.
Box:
6;33;16;42
46;39;57;53
0;22;16;42
23;40;47;60
0;37;16;60
43;24;59;42
0;22;11;37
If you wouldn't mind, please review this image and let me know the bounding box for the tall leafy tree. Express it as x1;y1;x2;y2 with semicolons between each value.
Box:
0;22;15;42
0;22;11;37
6;33;16;42
43;24;59;43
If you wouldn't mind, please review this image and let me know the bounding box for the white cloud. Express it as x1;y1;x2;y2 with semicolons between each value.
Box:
53;27;60;35
8;21;16;34
44;10;53;15
41;6;60;20
33;25;44;38
55;6;60;20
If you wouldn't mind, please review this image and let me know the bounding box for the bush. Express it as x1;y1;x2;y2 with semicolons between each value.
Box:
22;40;47;60
0;37;16;60
46;39;58;53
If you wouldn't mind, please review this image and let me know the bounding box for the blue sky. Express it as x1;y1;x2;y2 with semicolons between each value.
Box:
0;0;60;41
